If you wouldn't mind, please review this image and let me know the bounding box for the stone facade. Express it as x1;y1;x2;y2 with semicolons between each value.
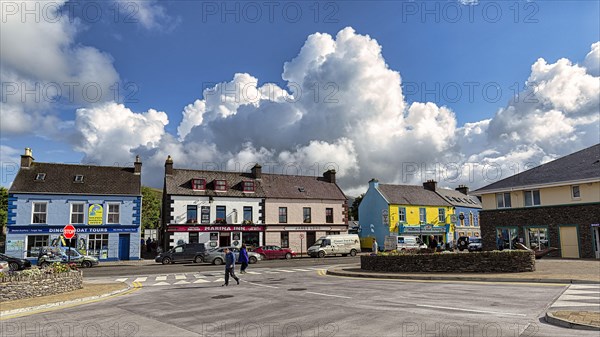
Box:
0;271;83;302
480;203;600;258
361;251;535;273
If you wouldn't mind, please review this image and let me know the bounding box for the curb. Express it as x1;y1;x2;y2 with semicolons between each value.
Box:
326;268;600;284
545;312;600;331
0;282;133;318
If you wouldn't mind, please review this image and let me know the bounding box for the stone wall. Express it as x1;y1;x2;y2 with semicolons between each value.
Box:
480;203;600;258
361;251;535;273
0;271;83;302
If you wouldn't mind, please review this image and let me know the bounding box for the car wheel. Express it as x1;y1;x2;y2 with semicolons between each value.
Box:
161;257;172;265
350;249;357;257
213;258;223;265
39;262;50;268
82;260;92;268
318;251;325;258
285;253;292;259
194;256;203;263
249;256;258;264
9;262;20;271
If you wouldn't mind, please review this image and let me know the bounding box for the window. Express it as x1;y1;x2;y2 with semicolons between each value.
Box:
216;206;226;222
187;205;198;223
496;193;512;208
325;208;333;223
201;206;210;224
398;207;406;222
572;185;581;199
243;206;253;223
243;181;255;192
71;203;85;224
303;207;311;223
107;204;120;224
74;175;84;183
192;178;206;190
525;227;548;251
281;232;289;248
27;235;48;257
88;234;109;258
419;208;426;223
524;190;541;207
32;202;47;224
279;207;287;223
438;208;446;223
214;180;227;191
35;173;46;181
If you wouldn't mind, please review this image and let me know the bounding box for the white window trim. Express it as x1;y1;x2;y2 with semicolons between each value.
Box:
524;190;541;207
571;185;581;200
496;192;512;209
107;202;121;224
31;201;48;224
70;202;85;224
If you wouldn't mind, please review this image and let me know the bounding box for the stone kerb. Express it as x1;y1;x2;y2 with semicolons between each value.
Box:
361;251;535;273
0;270;83;302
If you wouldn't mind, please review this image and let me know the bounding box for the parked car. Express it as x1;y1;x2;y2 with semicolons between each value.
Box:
456;236;470;251
37;247;99;268
467;237;483;252
155;243;208;264
252;246;296;260
0;260;9;273
0;253;32;271
203;247;261;265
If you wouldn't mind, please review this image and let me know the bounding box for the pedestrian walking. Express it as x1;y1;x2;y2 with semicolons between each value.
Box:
496;234;504;251
222;247;239;286
372;237;378;254
238;244;249;274
146;237;152;253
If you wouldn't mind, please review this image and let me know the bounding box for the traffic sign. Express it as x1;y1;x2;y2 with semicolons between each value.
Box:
63;224;76;239
299;234;304;239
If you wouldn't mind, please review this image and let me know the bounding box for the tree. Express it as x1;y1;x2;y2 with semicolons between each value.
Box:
0;187;7;242
350;193;364;221
142;186;162;230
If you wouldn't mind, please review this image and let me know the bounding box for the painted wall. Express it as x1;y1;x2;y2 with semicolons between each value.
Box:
481;182;600;209
454;207;480;227
358;182;390;247
389;205;453;229
264;199;345;225
170;196;262;224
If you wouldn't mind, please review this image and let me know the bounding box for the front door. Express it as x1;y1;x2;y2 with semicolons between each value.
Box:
559;226;579;258
306;231;316;250
219;233;230;247
118;234;130;260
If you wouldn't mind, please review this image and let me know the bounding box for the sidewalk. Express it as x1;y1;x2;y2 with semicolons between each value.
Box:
327;259;600;331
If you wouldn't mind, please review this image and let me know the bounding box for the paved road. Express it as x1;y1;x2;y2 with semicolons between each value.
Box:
3;268;597;337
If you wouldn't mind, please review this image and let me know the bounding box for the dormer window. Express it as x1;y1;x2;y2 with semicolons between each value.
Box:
214;180;227;191
35;173;46;181
192;178;206;190
74;175;84;183
243;181;255;192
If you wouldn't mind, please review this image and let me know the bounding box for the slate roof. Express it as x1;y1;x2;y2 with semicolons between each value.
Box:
261;173;346;200
165;169;266;197
377;184;451;207
9;162;141;195
473;143;600;194
435;188;481;208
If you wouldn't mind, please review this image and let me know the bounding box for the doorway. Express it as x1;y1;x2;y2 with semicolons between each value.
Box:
189;232;199;244
118;234;130;260
306;231;316;250
219;233;231;247
559;226;579;258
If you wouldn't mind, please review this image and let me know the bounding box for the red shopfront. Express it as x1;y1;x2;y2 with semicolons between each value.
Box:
166;225;265;249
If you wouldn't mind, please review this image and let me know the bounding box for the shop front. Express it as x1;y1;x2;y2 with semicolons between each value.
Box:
399;224;450;247
265;225;349;256
166;225;265;249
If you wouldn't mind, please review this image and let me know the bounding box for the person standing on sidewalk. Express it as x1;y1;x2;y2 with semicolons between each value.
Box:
222;248;239;286
372;237;378;254
238;244;249;274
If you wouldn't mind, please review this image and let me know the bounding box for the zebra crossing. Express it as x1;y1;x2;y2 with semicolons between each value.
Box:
548;284;600;311
111;267;327;287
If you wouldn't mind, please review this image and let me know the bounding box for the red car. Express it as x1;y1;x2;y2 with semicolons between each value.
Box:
253;246;296;260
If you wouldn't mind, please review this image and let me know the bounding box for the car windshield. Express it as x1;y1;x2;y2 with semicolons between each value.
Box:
470;238;482;243
313;239;323;247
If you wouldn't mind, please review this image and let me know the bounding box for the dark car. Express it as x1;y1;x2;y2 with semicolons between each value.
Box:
253;246;296;260
0;253;32;271
155;243;207;264
456;236;470;251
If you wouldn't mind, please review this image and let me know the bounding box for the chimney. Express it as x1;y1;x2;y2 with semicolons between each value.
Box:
368;178;379;189
423;180;437;191
21;148;34;169
455;185;469;195
165;155;173;176
134;155;142;175
251;164;262;179
324;169;336;184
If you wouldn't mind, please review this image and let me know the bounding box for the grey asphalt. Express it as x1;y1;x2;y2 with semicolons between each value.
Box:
2;268;597;337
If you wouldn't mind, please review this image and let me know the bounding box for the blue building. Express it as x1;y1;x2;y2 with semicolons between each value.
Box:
433;185;482;242
5;148;142;262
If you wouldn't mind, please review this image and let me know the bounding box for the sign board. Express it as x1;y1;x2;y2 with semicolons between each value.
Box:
63;224;76;239
384;235;397;251
299;234;305;239
88;204;103;225
167;225;265;232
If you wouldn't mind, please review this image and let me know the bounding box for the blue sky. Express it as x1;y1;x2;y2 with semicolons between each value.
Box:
1;0;599;194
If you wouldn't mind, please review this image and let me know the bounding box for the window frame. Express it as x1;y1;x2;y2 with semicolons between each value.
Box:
438;208;446;223
325;208;334;223
107;203;120;224
303;207;312;223
74;175;84;183
192;178;206;190
419;208;426;224
280;232;289;248
496;192;512;209
278;207;287;223
35;173;46;181
70;203;85;224
214;180;227;191
571;185;581;199
398;207;406;223
200;206;210;224
187;205;198;223
27;235;49;257
243;206;253;222
87;234;109;258
32;202;48;224
216;206;226;221
524;190;541;207
242;181;255;192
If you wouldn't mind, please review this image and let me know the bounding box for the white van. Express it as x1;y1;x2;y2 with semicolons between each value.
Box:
396;235;427;250
308;234;361;258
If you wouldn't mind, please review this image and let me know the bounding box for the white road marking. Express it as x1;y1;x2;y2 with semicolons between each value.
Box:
569;284;600;290
152;282;170;286
551;301;600;308
213;278;224;283
244;271;260;274
274;270;295;273
133;277;147;283
174;280;190;285
305;291;352;299
245;281;279;289
194;279;210;283
156;276;167;281
563;290;600;296
292;269;313;272
115;278;127;282
175;274;186;280
194;274;207;278
264;271;280;274
416;304;526;317
558;294;600;301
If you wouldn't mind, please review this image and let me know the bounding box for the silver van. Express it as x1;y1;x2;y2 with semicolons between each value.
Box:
397;236;427;250
308;234;361;258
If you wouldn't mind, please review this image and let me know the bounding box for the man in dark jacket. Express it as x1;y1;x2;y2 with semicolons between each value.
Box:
428;235;438;250
222;248;239;286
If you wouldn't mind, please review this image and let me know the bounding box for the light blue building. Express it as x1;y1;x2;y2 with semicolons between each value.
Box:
5;149;142;262
434;185;482;241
